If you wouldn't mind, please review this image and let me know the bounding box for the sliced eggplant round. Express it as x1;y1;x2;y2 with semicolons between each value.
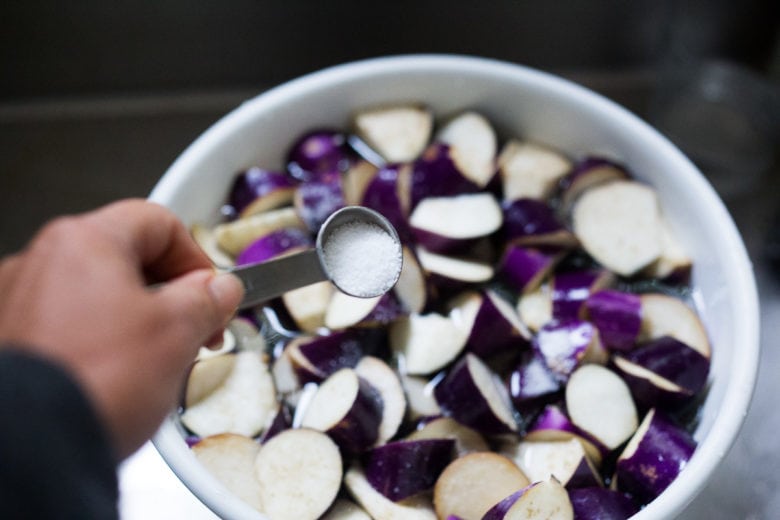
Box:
500;438;602;489
181;351;278;438
434;353;518;435
254;428;343;520
390;312;468;376
300;368;383;453
572;180;662;276
565;364;638;450
191;433;263;512
433;452;530;520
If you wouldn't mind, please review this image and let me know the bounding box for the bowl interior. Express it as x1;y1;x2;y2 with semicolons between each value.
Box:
151;55;759;520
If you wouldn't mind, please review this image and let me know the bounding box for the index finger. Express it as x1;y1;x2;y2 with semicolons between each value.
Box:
85;199;213;283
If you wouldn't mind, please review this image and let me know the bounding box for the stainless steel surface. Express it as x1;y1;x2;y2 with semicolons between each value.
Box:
232;248;325;309
1;74;778;518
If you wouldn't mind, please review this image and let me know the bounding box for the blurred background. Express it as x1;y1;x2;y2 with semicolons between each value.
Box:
1;0;778;518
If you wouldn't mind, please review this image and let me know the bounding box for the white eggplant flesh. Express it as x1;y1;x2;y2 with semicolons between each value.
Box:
498;140;572;200
436;111;497;187
254;428;343;520
572;180;663;276
407;416;490;457
181;351;278;438
639;293;711;357
416;246;494;283
191;223;234;268
321;498;372;520
565;364;638;450
353;104;433;163
393;246;428;314
214;206;305;256
282;280;334;333
191;433;264;513
390;312;468;375
433;452;530;520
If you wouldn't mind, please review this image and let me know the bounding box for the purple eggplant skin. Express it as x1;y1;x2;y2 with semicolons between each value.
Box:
411;226;483;255
614;409;696;504
286;129;353;182
410;143;479;209
559;156;630;209
465;291;531;360
499;245;562;294
361;163;414;243
235;228;313;266
527;404;608;460
359;292;407;327
481;489;524;520
533;320;601;381
294;172;345;232
611;356;691;413
565;458;603;489
363;438;455;502
584;290;642;352
259;404;293;444
507;350;562;415
624;336;709;394
434;354;517;435
551;269;613;322
329;375;385;454
502;198;576;247
568;488;639;520
297;330;367;380
226;168;297;218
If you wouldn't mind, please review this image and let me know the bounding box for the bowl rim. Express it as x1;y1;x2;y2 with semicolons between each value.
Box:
151;53;760;520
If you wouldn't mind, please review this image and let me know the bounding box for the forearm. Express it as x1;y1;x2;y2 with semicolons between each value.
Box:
0;348;119;519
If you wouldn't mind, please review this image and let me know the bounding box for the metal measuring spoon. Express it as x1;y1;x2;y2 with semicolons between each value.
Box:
229;206;402;309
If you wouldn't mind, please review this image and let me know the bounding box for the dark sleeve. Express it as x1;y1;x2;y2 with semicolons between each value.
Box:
0;348;119;520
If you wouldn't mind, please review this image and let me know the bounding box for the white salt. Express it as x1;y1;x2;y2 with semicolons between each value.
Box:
322;221;402;297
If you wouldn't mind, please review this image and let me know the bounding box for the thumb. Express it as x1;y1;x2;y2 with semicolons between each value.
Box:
154;269;244;350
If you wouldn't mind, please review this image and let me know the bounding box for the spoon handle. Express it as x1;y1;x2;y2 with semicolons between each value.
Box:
227;249;327;309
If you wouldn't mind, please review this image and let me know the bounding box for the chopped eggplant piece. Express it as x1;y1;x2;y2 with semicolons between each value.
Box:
393;246;429;314
502;198;578;248
321;498;372;520
565;364;638;450
390;312;468;376
235;227;312;266
534;320;607;381
401;374;442;419
498;140;572;201
294;172;345;232
191;433;264;512
434;452;530;520
507;350;562;414
499;245;564;294
567;487;639;520
481;477;573;520
254;428;343;520
191;223;234;268
559;156;630;211
613;409;696;504
436;111;497;188
355;356;406;444
287;129;352;182
525;404;606;466
500;438;602;489
572;180;662;276
364;438;455;501
434;353;518;435
417;246;495;285
410;143;480;208
516;283;553;332
639;293;711;358
342;160;379;205
282;280;334;333
353;104;433;163
410;193;502;254
551;269;614;322
181;351;278;438
361;163;413;242
215;206;306;256
345;464;437;520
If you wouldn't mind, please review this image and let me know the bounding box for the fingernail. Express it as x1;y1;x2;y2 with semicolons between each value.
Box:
208;273;244;310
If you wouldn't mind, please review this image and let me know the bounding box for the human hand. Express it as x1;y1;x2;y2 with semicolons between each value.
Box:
0;199;243;460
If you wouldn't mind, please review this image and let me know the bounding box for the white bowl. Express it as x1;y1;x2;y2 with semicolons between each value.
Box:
150;54;760;519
